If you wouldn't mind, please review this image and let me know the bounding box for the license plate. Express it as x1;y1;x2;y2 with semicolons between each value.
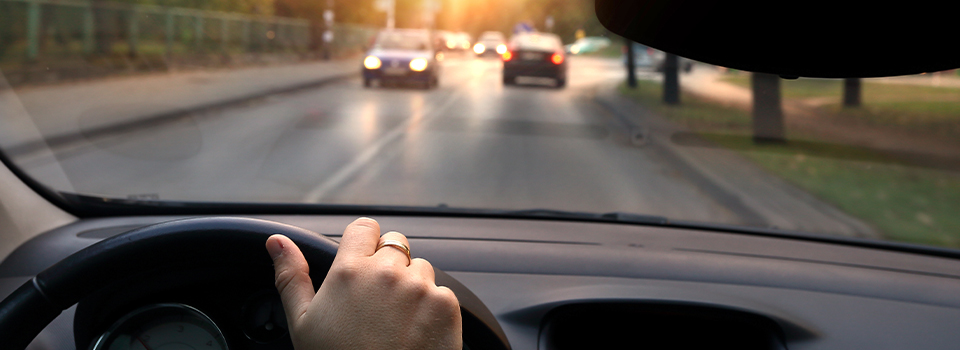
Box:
521;52;543;61
384;68;407;76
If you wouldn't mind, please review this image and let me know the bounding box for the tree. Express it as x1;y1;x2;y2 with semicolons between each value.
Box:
843;78;861;107
752;73;784;143
663;53;679;105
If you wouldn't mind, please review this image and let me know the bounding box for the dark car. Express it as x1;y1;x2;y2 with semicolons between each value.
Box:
501;32;568;87
362;29;440;89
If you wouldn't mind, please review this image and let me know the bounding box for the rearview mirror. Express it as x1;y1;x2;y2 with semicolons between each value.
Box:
594;0;960;78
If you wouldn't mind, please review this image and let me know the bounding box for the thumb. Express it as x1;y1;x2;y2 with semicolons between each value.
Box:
266;234;315;325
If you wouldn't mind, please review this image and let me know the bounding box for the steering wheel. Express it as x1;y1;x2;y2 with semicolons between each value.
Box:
0;217;338;350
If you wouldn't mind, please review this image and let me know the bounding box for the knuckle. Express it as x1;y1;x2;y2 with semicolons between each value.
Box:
412;258;432;270
432;287;461;311
331;259;363;282
374;265;403;285
405;278;431;298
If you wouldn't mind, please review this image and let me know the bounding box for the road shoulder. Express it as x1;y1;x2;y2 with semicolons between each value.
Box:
594;84;879;238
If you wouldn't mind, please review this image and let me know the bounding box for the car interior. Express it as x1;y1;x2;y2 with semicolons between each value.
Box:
1;0;959;349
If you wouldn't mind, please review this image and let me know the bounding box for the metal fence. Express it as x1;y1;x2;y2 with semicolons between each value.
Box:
0;0;378;64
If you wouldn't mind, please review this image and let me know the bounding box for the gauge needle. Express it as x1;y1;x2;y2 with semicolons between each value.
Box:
137;337;153;350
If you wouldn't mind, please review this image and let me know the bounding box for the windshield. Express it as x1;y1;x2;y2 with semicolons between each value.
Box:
0;0;958;251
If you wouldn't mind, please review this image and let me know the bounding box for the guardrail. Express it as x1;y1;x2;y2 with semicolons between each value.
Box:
0;0;377;63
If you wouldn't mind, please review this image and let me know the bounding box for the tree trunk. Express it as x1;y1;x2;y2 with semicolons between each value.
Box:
843;77;861;107
663;53;680;105
752;72;784;143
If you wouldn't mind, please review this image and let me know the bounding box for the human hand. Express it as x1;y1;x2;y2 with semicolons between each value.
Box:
265;217;462;350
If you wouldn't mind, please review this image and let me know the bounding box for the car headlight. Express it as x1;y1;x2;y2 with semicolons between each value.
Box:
409;58;428;72
570;45;580;54
363;56;381;70
496;44;507;54
446;40;456;49
473;43;485;54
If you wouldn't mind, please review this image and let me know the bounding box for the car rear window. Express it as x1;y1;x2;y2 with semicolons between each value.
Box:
375;32;431;51
510;34;561;52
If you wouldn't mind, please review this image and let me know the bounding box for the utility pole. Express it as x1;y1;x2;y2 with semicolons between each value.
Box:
625;39;636;89
387;0;395;29
323;0;334;60
663;53;680;105
375;0;395;29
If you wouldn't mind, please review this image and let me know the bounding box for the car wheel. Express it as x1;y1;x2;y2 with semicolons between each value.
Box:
363;78;372;88
503;75;515;85
556;78;567;88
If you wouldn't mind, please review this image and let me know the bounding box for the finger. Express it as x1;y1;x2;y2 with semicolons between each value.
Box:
409;258;436;283
337;217;382;258
266;234;315;324
373;231;412;266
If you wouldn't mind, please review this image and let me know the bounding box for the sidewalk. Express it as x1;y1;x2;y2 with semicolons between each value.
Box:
0;59;360;152
594;84;879;238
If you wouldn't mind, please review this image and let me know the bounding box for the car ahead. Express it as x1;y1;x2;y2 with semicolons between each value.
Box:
455;32;473;51
434;30;458;51
362;29;440;89
624;43;694;72
502;32;568;87
564;36;612;55
473;31;507;57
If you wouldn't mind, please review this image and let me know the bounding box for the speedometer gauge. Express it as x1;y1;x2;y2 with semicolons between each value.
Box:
91;303;228;350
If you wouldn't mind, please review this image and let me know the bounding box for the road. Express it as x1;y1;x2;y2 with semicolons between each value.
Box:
3;55;877;235
6;56;741;223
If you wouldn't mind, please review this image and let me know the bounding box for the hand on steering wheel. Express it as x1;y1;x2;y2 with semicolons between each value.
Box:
267;217;463;350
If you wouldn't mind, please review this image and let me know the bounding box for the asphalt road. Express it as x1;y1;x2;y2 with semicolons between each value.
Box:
7;55;746;224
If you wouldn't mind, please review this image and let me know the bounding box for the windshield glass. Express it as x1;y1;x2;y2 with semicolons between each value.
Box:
0;0;958;250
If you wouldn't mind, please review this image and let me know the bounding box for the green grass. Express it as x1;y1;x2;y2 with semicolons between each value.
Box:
619;81;960;248
720;74;960;139
619;80;752;132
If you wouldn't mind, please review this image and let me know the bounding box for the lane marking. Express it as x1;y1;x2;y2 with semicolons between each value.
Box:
301;90;462;203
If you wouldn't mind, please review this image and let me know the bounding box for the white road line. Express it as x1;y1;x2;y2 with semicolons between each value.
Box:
300;91;462;203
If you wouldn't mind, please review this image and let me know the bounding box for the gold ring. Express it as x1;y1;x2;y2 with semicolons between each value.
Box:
377;239;411;265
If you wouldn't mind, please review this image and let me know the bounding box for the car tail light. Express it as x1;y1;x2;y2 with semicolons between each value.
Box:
551;52;564;65
502;51;513;61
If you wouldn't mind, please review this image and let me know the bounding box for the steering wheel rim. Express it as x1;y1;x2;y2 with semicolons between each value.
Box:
0;217;339;350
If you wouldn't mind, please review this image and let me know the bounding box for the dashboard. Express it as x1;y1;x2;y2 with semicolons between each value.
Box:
1;215;960;349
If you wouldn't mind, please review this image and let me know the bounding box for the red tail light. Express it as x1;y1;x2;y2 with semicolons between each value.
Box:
502;51;513;61
551;52;564;65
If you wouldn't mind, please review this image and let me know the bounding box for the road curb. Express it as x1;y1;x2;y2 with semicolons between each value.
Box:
6;72;359;157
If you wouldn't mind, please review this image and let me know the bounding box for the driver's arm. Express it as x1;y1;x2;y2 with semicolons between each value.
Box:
265;217;462;350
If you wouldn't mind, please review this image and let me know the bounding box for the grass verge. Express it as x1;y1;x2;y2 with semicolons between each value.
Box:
721;74;960;139
619;80;960;248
